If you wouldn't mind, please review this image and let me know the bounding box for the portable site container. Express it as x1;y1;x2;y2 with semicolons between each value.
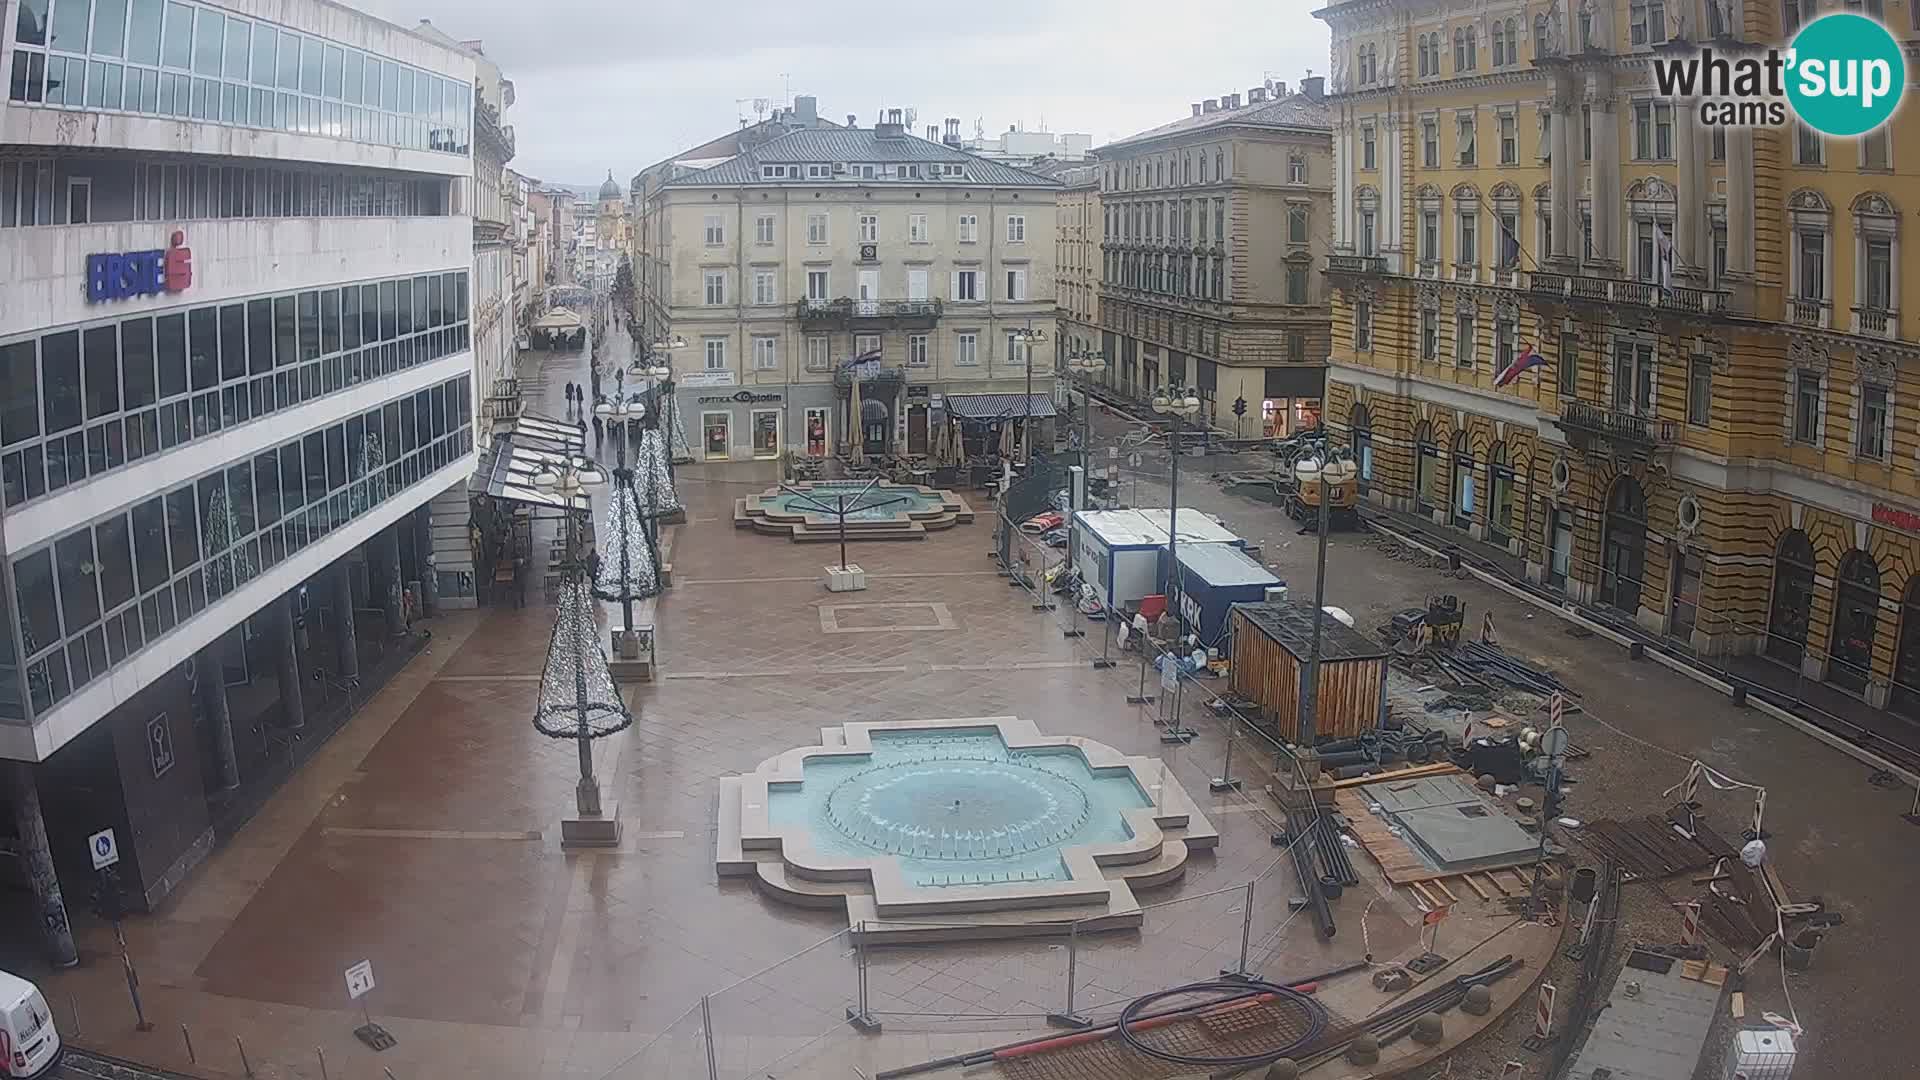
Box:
1226;601;1390;744
1070;508;1243;613
1169;544;1282;645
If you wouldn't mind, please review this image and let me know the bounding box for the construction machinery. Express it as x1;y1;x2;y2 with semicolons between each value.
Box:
1286;466;1360;529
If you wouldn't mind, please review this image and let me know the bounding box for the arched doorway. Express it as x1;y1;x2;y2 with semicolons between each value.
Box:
1828;550;1882;693
859;398;892;453
1414;421;1438;513
1450;432;1474;530
1600;476;1647;614
1349;404;1373;495
1892;578;1920;715
1767;530;1816;665
1486;441;1516;544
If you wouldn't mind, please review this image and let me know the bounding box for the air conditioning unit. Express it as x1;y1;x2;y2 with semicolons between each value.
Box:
859;243;878;261
833;162;847;173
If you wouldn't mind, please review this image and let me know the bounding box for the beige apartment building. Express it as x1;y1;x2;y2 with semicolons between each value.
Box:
1096;80;1334;438
655;113;1060;465
1054;163;1103;364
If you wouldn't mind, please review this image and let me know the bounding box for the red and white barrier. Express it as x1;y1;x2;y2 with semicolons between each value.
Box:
1534;981;1556;1040
1680;901;1702;947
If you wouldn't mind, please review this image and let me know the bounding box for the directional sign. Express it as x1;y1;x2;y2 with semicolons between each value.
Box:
345;960;376;1000
1541;725;1570;760
88;828;119;871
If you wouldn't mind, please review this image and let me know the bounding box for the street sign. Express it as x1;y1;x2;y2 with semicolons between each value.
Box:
345;960;376;1000
88;828;119;871
1541;725;1570;760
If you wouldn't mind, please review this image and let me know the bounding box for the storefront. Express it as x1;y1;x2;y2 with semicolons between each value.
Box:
1766;530;1816;666
1600;476;1648;615
1260;365;1325;438
1828;550;1882;693
679;375;786;462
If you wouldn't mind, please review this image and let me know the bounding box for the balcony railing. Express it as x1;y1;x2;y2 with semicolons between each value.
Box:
1790;297;1830;327
1556;401;1679;452
1526;271;1732;316
1852;304;1898;338
796;298;943;329
1325;254;1386;275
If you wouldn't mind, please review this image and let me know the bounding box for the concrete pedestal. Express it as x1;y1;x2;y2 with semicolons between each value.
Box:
826;564;867;592
561;794;622;848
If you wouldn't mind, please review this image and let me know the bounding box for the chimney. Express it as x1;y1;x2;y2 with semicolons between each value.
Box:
1274;80;1288;97
1300;75;1324;101
944;117;963;146
1249;87;1267;103
927;124;939;141
794;94;817;124
1191;103;1203;116
1203;99;1218;113
1226;93;1242;109
876;108;906;139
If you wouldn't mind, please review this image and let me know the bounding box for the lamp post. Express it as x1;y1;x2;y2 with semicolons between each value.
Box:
1064;350;1107;652
644;335;687;476
594;395;642;469
1152;389;1202;634
1011;325;1049;464
531;458;615;825
1293;451;1357;750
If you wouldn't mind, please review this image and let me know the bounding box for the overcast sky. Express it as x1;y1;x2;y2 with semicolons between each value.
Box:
350;0;1331;186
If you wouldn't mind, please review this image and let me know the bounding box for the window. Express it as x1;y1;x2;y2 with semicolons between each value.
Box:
1458;114;1477;164
703;337;727;372
1286;264;1309;304
806;212;828;244
1498;213;1519;269
1005;333;1032;367
805;336;831;372
858;213;878;242
1458;213;1478;266
1287;153;1307;184
1005;268;1028;301
807;269;829;301
753;336;777;371
1421;309;1440;360
1355;299;1373;350
1558;333;1579;397
1712;224;1728;285
753;270;776;306
1863;129;1891;170
1712;125;1727;162
958;214;978;242
1535;14;1552;56
1635;219;1658;282
1422;120;1439;167
1630;0;1667;45
1007;215;1026;242
955;270;980;301
703;213;724;246
1688;356;1713;426
955;332;978;365
1455;312;1476;367
907;334;929;367
1492;20;1507;66
1797;123;1823;165
1421;211;1440;262
1288;205;1309;244
1859;383;1890;459
1793;371;1822;442
1613;339;1656;415
1784;0;1802;33
1538;202;1554;261
1865;236;1894;310
909;213;928;242
1362;125;1376;170
754;213;775;244
703;270;726;306
1360;210;1377;256
1797;229;1826;299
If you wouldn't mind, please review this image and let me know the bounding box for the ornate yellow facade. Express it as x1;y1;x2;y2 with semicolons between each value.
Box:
1316;0;1920;711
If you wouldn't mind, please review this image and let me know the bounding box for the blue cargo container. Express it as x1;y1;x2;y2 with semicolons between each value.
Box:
1168;543;1283;645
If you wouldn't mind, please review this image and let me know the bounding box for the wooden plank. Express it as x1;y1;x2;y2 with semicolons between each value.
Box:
1461;873;1492;901
1411;881;1441;909
1731;991;1746;1019
1480;872;1512;897
1432;878;1460;904
1326;763;1464;790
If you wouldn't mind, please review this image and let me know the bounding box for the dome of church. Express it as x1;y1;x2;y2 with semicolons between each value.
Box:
598;171;621;199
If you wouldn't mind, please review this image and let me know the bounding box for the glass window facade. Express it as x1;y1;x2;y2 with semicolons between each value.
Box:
0;269;470;509
10;372;472;718
0;155;449;228
9;0;473;156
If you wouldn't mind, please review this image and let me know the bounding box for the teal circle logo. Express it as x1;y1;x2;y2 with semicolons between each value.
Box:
1786;14;1905;137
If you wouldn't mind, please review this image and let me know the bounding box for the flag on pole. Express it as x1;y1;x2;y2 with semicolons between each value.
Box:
1495;343;1546;387
1654;221;1675;289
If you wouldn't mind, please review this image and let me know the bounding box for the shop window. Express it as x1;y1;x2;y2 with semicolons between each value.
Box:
1829;550;1882;693
1768;529;1815;665
702;412;730;460
751;410;780;459
1487;441;1515;544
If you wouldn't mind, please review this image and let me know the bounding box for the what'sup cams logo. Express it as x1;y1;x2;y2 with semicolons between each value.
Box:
1651;13;1906;136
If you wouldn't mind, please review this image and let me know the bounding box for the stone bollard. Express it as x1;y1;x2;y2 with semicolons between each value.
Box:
1462;984;1494;1016
1264;1059;1301;1080
1477;772;1498;792
1347;1032;1381;1065
1412;1012;1445;1045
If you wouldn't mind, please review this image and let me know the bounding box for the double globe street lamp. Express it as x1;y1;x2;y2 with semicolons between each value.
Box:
1010;325;1049;463
1151;389;1202;637
1292;450;1359;748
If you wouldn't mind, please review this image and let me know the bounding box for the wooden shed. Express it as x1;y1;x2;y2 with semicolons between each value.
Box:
1227;602;1390;744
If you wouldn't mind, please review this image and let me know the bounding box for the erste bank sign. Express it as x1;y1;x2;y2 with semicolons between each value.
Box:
87;231;193;303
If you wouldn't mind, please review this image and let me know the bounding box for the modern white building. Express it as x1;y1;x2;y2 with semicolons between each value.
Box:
0;0;478;959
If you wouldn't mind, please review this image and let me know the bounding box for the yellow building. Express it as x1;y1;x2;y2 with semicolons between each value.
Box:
1095;81;1335;437
1315;0;1920;711
1054;163;1103;363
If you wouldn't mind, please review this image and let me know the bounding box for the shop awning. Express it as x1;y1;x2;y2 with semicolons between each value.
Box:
509;411;586;454
943;393;1058;421
473;413;594;511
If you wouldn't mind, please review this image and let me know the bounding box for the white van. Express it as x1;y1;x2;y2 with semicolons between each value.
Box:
0;971;59;1078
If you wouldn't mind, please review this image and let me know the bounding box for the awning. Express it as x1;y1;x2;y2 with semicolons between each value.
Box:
474;415;595;512
510;411;586;454
943;393;1058;421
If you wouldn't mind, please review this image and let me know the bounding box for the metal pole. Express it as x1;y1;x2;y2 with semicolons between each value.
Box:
838;494;850;571
701;994;718;1080
1299;475;1331;748
570;505;599;817
1166;418;1181;631
1046;921;1090;1028
1210;712;1240;792
114;912;151;1031
1223;880;1255;978
1129;646;1153;705
1024;325;1033;465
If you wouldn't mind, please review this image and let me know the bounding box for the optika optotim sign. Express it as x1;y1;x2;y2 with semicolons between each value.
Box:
86;231;193;303
1649;13;1905;136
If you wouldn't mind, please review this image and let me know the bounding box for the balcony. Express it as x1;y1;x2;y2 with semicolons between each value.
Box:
795;298;943;330
1325;254;1386;275
1851;304;1898;338
1555;401;1679;458
1790;297;1830;328
1526;272;1733;317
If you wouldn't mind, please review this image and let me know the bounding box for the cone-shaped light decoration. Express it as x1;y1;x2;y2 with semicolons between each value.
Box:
636;428;682;515
592;468;661;602
663;395;693;462
532;575;634;740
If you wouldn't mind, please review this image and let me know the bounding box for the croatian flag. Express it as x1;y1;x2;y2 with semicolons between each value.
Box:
1495;343;1545;387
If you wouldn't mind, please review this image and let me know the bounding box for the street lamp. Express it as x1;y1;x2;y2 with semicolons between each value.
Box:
1011;325;1049;464
1292;451;1358;749
594;395;643;468
530;458;625;841
1062;350;1107;651
647;335;688;474
1152;390;1202;637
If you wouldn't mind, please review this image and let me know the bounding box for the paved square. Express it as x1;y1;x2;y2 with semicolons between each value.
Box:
817;601;959;633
